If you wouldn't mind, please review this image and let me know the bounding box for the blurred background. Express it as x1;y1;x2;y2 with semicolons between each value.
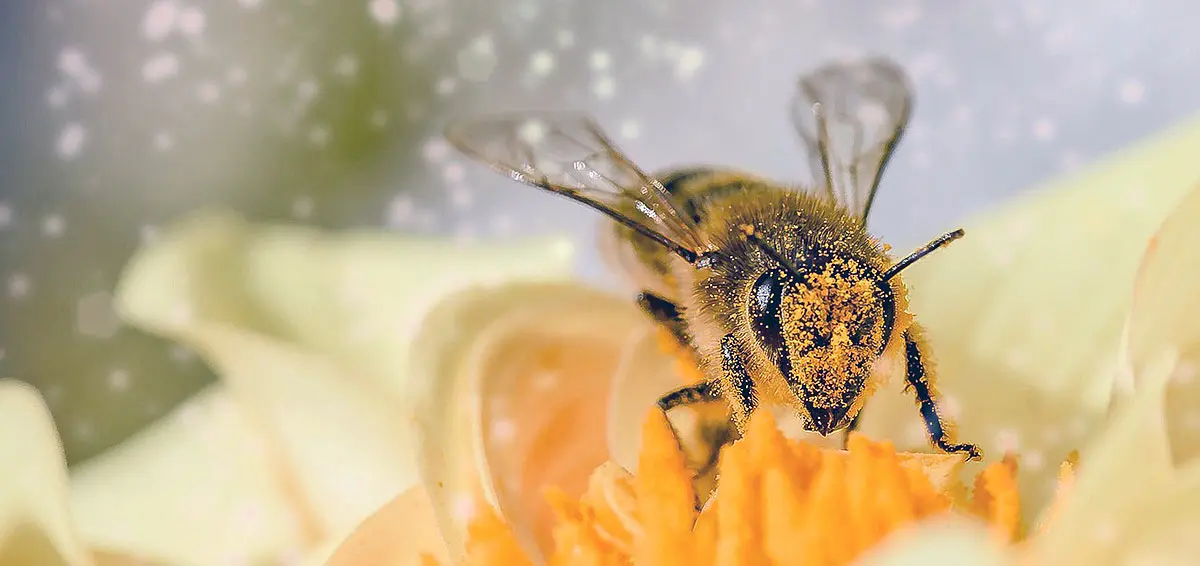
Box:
2;0;1199;466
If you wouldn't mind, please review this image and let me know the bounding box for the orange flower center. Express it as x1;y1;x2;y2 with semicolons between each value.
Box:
440;406;1071;566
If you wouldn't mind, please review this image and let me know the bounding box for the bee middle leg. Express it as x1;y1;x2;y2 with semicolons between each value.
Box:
637;291;690;347
903;329;983;461
656;380;733;509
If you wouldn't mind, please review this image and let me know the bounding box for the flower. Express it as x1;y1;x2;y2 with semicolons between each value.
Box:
0;210;576;565
320;114;1200;565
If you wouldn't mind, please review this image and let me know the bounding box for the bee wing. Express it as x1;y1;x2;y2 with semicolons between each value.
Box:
790;57;913;220
446;112;710;261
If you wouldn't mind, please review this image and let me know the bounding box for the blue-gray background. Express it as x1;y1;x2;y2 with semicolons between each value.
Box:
1;0;1196;465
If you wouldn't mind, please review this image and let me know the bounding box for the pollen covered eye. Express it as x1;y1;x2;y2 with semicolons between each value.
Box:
748;271;788;360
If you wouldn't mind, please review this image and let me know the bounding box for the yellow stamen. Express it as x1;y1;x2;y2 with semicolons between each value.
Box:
452;409;1065;566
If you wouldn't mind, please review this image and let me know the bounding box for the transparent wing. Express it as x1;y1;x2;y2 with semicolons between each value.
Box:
790;57;913;220
446;112;710;261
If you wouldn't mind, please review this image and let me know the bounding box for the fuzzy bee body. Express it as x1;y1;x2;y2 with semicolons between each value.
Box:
446;56;982;465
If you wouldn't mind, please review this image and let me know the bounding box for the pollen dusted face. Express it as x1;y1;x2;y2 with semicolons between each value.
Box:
748;257;890;435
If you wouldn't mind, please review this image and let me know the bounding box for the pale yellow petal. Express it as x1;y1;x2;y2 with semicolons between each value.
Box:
1023;378;1172;564
855;516;1015;566
164;326;417;541
115;209;576;400
407;282;655;562
110;209;578;553
1120;181;1200;464
0;380;92;566
69;385;311;566
321;487;449;566
858;116;1200;518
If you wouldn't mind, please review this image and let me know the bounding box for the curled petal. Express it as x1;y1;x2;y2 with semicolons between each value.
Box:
859;117;1200;519
1122;182;1200;464
69;386;313;565
407;282;658;562
324;487;449;566
109;209;577;558
0;380;92;566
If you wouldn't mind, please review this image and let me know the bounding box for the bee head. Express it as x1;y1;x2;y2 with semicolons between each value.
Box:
747;258;895;436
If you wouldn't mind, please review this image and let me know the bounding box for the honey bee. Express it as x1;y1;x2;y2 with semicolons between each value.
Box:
446;56;982;470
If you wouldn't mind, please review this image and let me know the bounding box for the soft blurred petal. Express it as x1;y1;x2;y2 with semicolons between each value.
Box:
407;282;657;561
323;487;448;566
1023;376;1172;565
1121;182;1200;464
858;117;1200;519
69;386;312;566
0;380;92;566
107;209;577;555
115;209;576;399
856;517;1014;566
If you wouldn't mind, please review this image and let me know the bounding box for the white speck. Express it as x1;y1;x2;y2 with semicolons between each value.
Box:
291;197;314;218
108;368;131;391
297;79;319;100
639;35;661;59
56;124;86;158
1022;449;1045;471
142;53;180;82
589;50;611;71
491;419;517;443
169;345;195;363
142;1;178;41
993;428;1021;453
533;371;558;391
448;186;471;207
675;46;706;79
490;214;514;235
227;67;248;85
197;82;221;103
368;0;400;26
443;164;465;184
518;120;546;144
178;6;206;37
77;291;120;338
308;127;330;146
335;55;359;77
421;139;450;162
42;214;65;237
619;119;640;140
556;29;575;48
370;109;390;128
8;274;30;299
529;51;555;76
450;493;476;522
140;224;159;243
457;35;497;82
1118;78;1145;105
592;75;616;99
435;77;457;96
57;48;87;76
386;196;414;226
879;4;922;29
1031;118;1056;142
46;87;68;108
0;203;11;227
153;132;174;151
238;0;262;7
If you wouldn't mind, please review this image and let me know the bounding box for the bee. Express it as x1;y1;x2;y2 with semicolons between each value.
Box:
446;56;983;471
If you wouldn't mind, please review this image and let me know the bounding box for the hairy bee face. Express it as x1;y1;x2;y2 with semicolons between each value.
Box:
747;256;894;435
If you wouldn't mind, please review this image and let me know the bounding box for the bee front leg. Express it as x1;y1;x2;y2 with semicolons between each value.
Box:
903;328;983;461
842;408;865;449
637;291;691;347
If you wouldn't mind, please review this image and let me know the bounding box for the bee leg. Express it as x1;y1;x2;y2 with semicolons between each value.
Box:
721;333;758;422
903;329;983;461
637;291;690;347
656;380;731;510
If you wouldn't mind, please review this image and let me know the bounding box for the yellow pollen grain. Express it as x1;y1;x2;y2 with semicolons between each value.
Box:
455;409;1050;566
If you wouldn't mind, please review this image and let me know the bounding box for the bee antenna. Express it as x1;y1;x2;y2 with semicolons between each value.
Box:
738;224;804;280
883;229;966;280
